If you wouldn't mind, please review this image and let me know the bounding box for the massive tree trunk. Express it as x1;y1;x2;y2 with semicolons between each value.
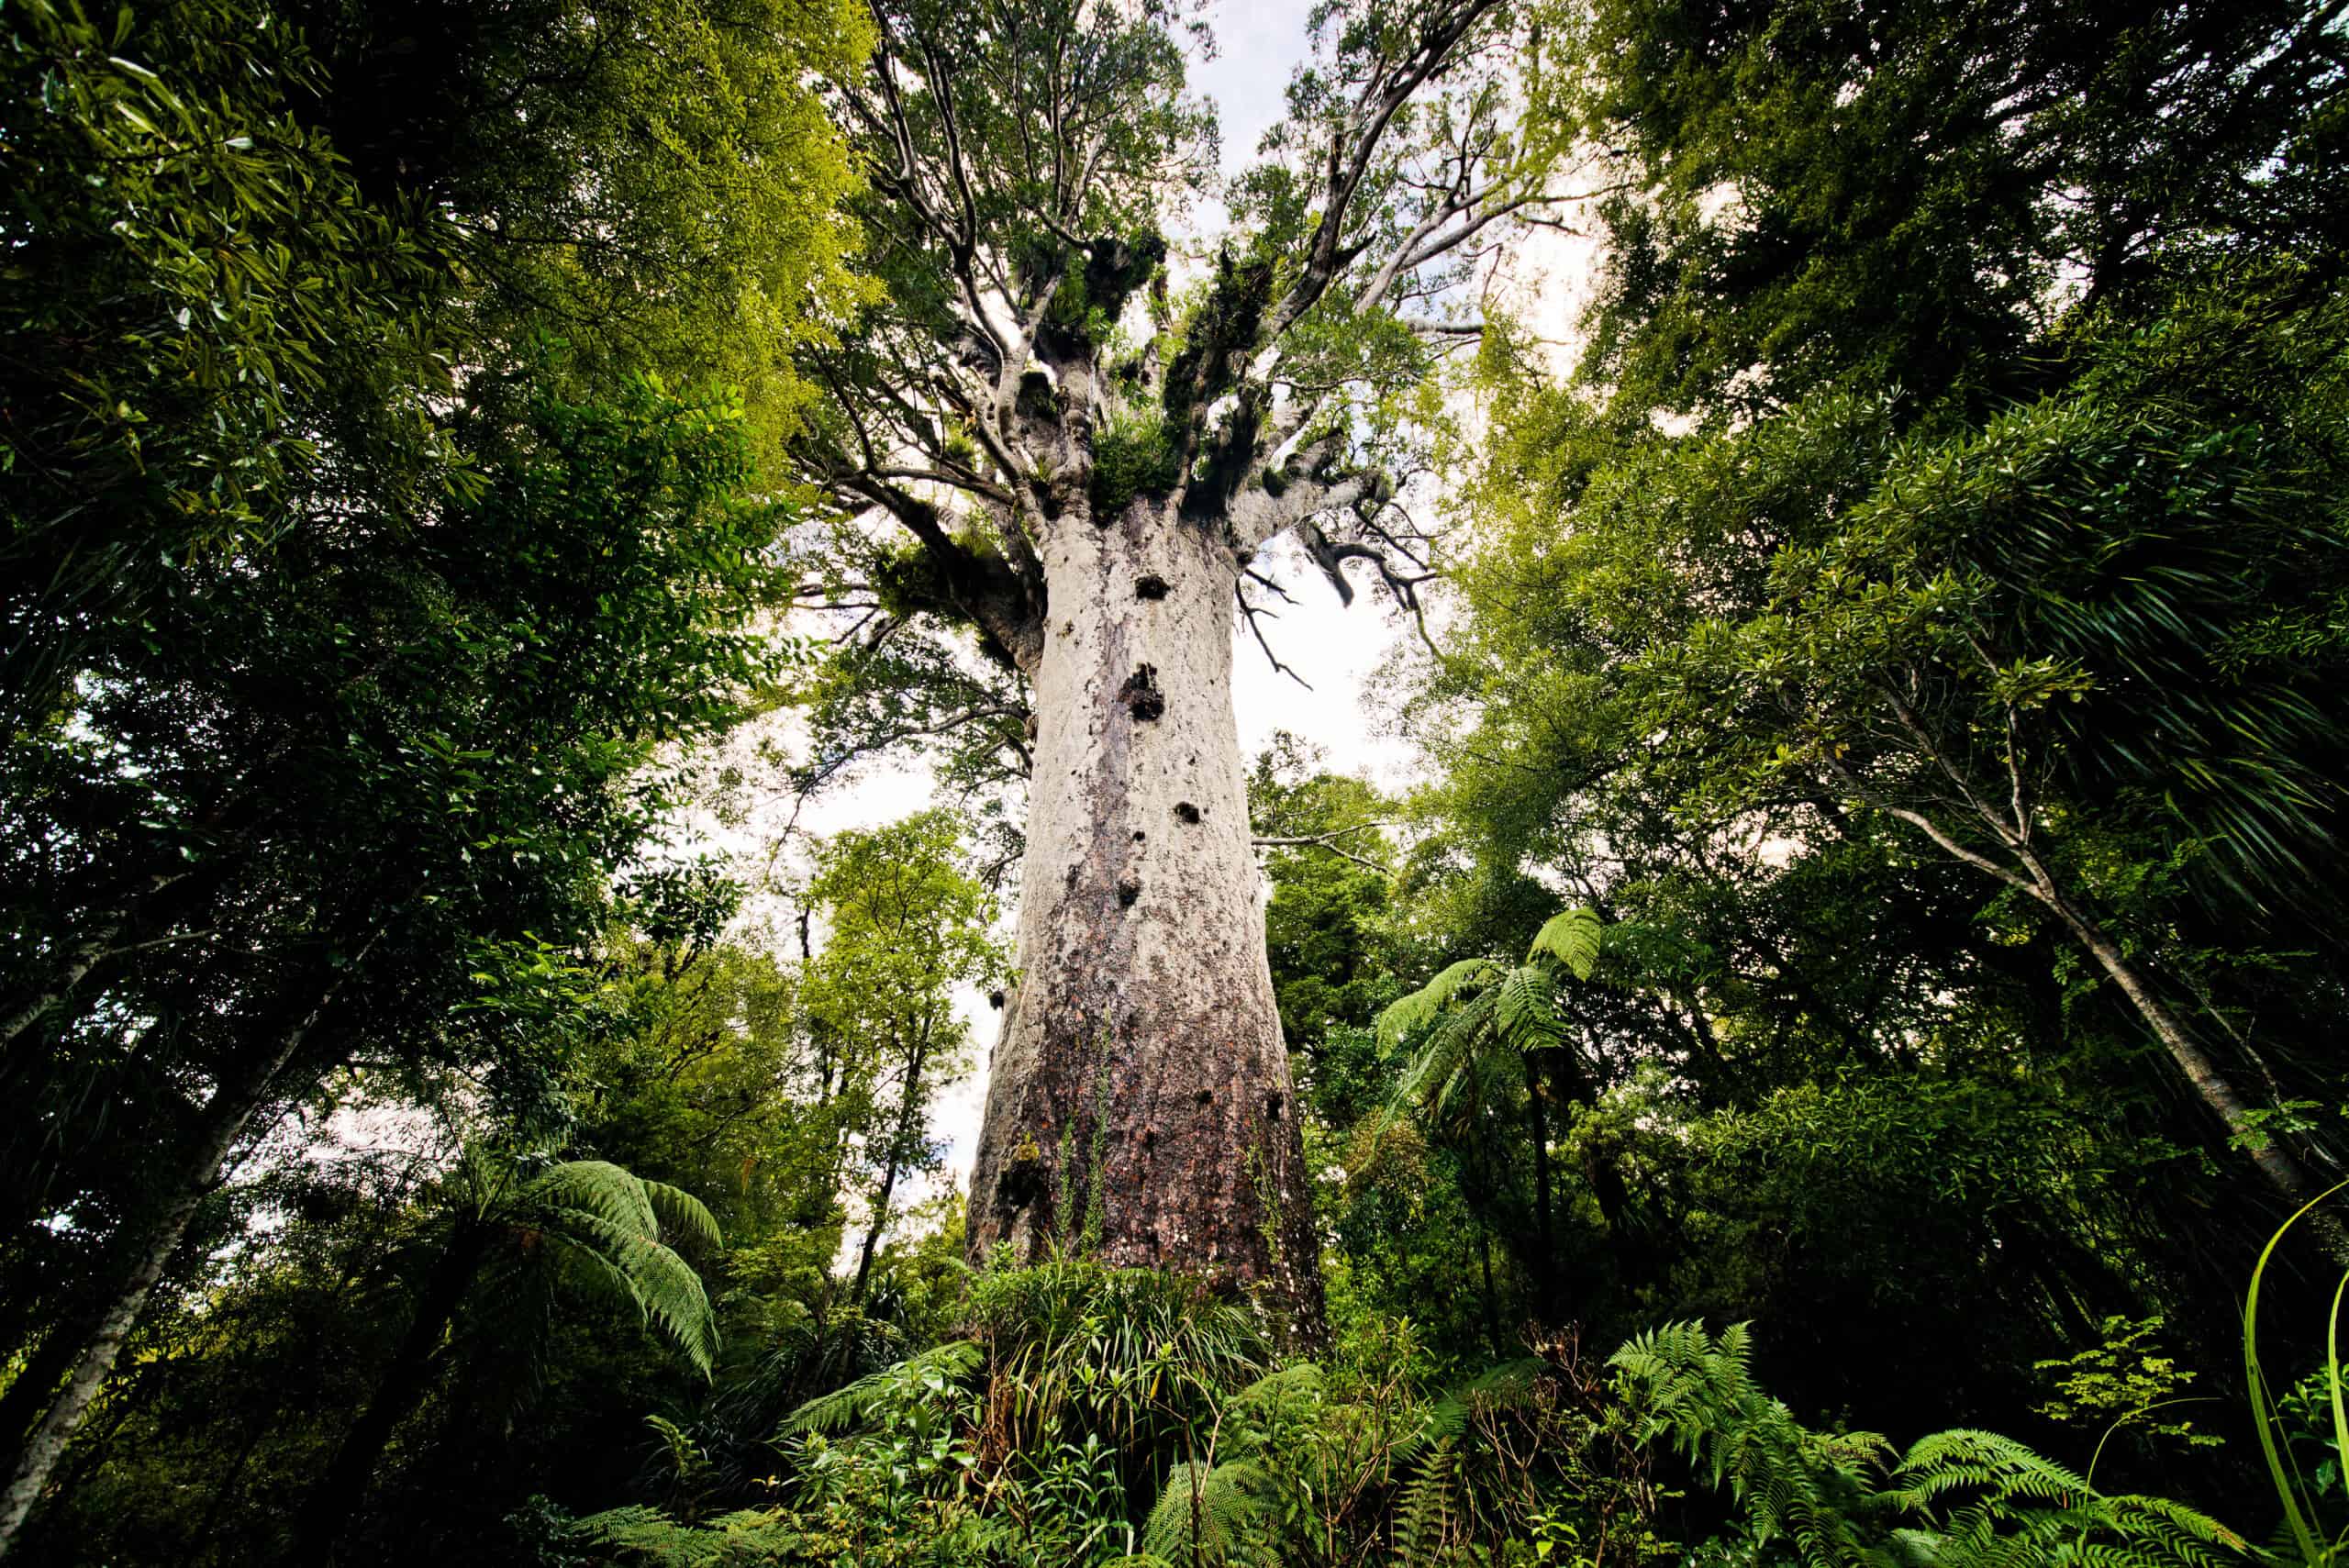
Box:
965;499;1324;1337
823;0;1543;1345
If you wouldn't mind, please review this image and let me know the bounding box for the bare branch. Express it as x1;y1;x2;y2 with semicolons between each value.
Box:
1252;825;1394;873
1236;582;1313;690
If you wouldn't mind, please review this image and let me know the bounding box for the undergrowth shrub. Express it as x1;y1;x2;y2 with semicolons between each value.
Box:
545;1257;2252;1566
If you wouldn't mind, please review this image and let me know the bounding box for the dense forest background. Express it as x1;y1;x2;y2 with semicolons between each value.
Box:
6;0;2349;1562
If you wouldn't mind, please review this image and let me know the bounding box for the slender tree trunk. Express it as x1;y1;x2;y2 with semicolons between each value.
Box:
965;501;1323;1336
1476;1227;1503;1362
1524;1051;1554;1285
1;871;189;1051
0;1328;80;1465
2027;873;2349;1262
852;1034;930;1304
0;934;111;1052
290;1221;493;1563
0;984;337;1559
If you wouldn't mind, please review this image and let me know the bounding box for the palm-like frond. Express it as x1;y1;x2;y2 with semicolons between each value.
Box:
1376;958;1505;1048
777;1339;985;1435
1610;1323;2252;1568
642;1176;723;1254
1526;905;1602;978
539;1225;719;1377
473;1157;729;1378
1394;989;1498;1115
1375;907;1601;1136
1492;964;1564;1049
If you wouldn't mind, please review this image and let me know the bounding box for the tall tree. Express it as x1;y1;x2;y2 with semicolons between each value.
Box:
799;813;1005;1303
0;0;863;1545
796;0;1601;1324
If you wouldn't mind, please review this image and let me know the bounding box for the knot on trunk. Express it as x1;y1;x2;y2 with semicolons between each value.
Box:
1134;574;1170;600
1119;663;1164;722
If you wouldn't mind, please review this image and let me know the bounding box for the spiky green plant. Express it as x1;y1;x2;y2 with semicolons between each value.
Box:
966;1254;1267;1463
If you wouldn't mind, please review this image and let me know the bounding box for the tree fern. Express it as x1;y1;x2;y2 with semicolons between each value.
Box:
1527;906;1602;978
1369;906;1605;1151
516;1161;724;1376
1376;959;1506;1049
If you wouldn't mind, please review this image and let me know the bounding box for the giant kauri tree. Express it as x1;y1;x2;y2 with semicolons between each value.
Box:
796;0;1596;1324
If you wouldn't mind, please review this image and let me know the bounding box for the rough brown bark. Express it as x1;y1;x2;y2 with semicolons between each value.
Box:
965;500;1324;1340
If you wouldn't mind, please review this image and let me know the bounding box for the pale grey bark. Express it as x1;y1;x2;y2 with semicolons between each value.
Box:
966;498;1323;1328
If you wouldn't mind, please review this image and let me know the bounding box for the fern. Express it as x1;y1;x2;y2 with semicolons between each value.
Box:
778;1338;985;1435
1611;1323;2252;1568
1885;1429;2247;1568
1390;1358;1545;1472
457;1153;725;1378
567;1504;803;1565
1376;959;1505;1049
1372;906;1604;1149
1141;1458;1282;1566
1219;1364;1325;1453
1391;1437;1457;1566
1526;906;1602;978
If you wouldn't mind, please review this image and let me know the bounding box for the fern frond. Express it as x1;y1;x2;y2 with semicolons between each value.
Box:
530;1160;662;1240
1391;1358;1544;1471
540;1228;718;1376
1221;1363;1325;1455
1411;993;1498;1117
1392;1437;1456;1567
1526;906;1603;979
778;1339;984;1435
641;1177;723;1253
1377;959;1505;1048
1492;965;1564;1051
1141;1458;1281;1566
